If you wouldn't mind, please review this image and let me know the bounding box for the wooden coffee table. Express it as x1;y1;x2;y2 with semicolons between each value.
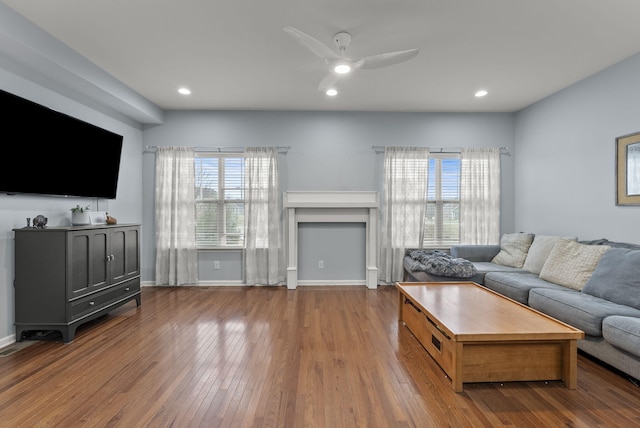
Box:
396;282;584;392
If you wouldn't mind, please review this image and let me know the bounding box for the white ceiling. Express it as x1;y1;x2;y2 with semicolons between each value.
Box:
4;0;640;113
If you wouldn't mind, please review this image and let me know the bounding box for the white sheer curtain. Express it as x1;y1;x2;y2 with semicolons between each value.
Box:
379;147;430;284
459;147;501;245
244;147;284;285
154;147;198;285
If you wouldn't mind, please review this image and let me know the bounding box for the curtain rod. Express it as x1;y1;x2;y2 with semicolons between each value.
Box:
144;145;290;154
371;146;509;155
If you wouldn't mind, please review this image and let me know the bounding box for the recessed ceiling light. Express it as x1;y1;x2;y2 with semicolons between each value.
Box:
334;64;351;74
475;90;488;97
326;88;338;96
178;87;191;95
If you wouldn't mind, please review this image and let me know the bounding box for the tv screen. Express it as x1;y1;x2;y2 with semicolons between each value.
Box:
0;89;123;199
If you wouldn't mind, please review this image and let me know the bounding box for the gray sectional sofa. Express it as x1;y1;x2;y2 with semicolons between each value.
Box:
402;233;640;382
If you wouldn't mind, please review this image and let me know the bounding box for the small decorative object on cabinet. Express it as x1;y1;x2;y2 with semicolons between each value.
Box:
70;205;91;225
89;211;106;225
32;215;47;229
13;224;141;342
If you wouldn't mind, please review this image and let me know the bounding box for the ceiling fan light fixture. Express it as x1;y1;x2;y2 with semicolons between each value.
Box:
284;27;419;94
334;64;351;74
326;88;338;96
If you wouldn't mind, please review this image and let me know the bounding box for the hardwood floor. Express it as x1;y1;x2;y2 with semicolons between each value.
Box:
0;285;639;427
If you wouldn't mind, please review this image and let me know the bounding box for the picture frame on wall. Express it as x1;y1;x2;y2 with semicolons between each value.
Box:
616;132;640;205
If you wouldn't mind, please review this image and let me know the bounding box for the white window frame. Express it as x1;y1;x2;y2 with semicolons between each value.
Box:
423;153;461;248
195;152;245;249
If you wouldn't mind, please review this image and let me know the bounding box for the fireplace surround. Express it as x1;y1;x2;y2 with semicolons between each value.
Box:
284;191;379;289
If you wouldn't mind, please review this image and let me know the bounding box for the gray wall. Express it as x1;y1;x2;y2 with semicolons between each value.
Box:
143;111;515;284
142;111;516;284
514;53;640;244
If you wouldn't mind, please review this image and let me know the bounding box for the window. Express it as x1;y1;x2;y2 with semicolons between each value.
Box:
195;153;245;247
423;154;461;247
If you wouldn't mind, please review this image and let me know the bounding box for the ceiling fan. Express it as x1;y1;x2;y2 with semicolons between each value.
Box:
283;26;419;95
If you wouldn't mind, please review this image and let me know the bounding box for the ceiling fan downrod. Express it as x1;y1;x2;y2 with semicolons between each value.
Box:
333;32;352;55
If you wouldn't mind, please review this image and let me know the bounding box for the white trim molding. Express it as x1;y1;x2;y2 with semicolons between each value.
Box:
284;191;379;290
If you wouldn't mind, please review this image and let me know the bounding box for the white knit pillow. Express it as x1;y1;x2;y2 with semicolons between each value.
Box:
523;235;577;275
539;240;610;290
491;233;534;268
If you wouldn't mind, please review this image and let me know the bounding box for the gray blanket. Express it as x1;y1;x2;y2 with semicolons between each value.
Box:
407;249;477;278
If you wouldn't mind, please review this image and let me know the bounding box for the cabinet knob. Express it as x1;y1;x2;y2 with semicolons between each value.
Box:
89;301;95;306
125;287;130;291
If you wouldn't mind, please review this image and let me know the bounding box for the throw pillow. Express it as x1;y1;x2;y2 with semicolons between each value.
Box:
491;232;534;268
582;248;640;310
539;240;610;290
522;235;577;275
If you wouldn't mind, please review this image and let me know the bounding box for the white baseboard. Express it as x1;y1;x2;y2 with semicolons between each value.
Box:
296;280;366;286
143;280;369;287
0;334;15;349
196;280;246;286
142;280;245;287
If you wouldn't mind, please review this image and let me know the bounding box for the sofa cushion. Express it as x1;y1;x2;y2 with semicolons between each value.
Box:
592;239;640;250
539;240;610;290
491;232;534;268
602;316;640;357
528;288;640;336
483;272;565;305
450;245;501;262
522;235;576;275
473;262;528;284
582;248;640;310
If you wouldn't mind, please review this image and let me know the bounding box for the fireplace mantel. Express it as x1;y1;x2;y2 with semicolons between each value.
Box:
284;191;379;290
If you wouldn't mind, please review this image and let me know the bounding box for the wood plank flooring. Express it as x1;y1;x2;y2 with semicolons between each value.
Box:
0;285;639;427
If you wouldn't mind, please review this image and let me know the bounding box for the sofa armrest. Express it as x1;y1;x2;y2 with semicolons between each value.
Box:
450;245;501;262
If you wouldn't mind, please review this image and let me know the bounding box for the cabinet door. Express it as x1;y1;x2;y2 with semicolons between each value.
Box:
68;229;109;299
109;227;140;284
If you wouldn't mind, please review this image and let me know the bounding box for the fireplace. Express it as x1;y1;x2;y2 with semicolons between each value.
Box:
284;191;379;289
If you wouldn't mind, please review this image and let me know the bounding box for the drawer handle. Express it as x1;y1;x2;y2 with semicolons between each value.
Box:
426;316;451;339
125;287;130;291
431;335;442;351
89;301;95;306
404;298;421;313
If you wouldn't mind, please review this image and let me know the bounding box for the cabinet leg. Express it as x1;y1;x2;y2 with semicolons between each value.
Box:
62;327;75;343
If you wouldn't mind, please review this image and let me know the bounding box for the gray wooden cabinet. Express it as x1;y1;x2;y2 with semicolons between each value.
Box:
13;224;141;342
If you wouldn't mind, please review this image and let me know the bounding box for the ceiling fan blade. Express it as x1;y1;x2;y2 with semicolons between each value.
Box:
359;49;419;70
318;73;343;92
284;26;338;60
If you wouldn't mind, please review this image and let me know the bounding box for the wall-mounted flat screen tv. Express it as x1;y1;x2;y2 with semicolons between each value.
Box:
0;89;123;199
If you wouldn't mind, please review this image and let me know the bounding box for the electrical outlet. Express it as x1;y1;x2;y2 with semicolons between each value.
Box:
213;260;220;270
318;260;324;269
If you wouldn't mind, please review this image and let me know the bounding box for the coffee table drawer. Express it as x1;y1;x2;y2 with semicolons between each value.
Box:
402;297;454;375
